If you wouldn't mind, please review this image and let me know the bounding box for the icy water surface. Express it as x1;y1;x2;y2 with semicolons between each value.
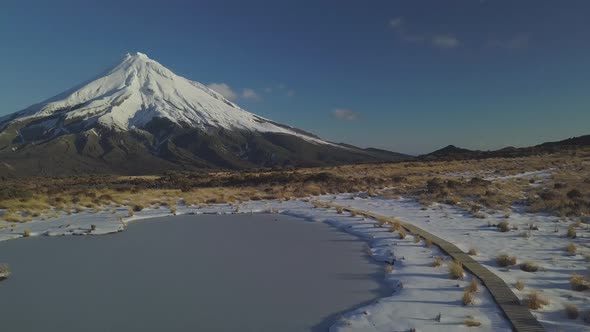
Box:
0;213;388;332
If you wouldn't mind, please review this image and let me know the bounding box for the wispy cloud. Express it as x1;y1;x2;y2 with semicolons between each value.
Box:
207;83;238;101
388;17;459;49
432;34;460;49
486;35;529;50
389;17;404;29
332;108;359;121
242;88;260;101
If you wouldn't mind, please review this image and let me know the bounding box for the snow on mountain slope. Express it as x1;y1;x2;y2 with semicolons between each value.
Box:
1;52;328;144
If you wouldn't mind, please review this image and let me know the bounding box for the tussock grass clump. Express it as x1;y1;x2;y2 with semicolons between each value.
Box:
515;280;525;291
335;207;343;214
127;208;134;217
425;238;433;248
398;227;407;239
570;274;590;291
448;260;465;279
526;292;549;310
23;229;31;237
466;279;479;293
90;224;96;231
564;303;579;319
132;204;144;212
498;221;510;232
566;225;577;239
462;288;474;305
566;243;577;254
519;261;539;272
464;318;481;327
0;264;10;277
432;256;443;267
468;247;478;256
496;254;517;267
384;264;394;274
413;235;421;243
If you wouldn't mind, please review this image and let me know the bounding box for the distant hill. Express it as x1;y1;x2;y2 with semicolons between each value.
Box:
420;134;590;161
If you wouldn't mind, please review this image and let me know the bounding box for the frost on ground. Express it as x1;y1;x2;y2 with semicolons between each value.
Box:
0;197;515;332
319;193;590;331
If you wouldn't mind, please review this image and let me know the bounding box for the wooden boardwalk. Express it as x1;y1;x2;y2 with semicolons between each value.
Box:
316;201;546;332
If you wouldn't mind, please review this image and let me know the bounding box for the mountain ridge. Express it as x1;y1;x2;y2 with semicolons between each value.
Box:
0;52;412;177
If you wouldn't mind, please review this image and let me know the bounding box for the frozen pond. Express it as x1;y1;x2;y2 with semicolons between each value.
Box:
0;213;389;332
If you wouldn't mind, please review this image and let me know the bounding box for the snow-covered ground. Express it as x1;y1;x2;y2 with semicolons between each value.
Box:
1;191;588;331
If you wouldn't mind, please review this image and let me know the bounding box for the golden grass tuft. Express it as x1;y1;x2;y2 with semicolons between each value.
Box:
570;274;590;291
462;288;475;305
565;243;577;254
564;303;579;319
384;264;394;274
464;318;481;327
566;225;577;239
519;261;539;273
468;247;478;256
496;254;517;267
515;280;525;291
432;256;443;267
526;292;549;310
448;260;465;279
413;235;421;243
497;221;510;232
425;238;433;248
23;229;31;237
466;279;479;293
127;208;134;217
398;227;407;239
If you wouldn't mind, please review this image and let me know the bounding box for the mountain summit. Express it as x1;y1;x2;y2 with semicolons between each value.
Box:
0;53;410;176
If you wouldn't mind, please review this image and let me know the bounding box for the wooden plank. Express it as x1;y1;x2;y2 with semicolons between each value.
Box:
318;202;546;332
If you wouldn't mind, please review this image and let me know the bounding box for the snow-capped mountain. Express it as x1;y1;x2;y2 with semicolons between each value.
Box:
0;53;410;176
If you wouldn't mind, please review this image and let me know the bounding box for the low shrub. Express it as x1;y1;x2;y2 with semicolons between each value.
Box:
464;318;481;327
570;274;590;291
432;256;443;267
520;261;539;273
527;292;549;310
462;289;474;305
468;247;477;256
567;225;577;239
496;254;517;267
498;221;510;232
566;243;577;254
448;260;465;279
564;303;579;319
398;228;407;239
23;229;31;237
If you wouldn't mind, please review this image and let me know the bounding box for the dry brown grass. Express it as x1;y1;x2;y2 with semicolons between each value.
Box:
515;280;525;291
567;225;577;239
497;221;510;232
526;292;550;310
519;261;539;273
564;303;579;319
462;288;475;305
496;254;517;267
570;274;590;291
23;229;31;237
566;243;577;254
468;247;478;256
466;279;479;293
425;238;433;248
448;260;465;279
432;256;443;267
398;227;407;239
384;264;394;274
413;235;421;243
464;318;482;327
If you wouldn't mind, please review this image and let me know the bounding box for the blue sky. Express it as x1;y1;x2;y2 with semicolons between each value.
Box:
1;0;589;154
